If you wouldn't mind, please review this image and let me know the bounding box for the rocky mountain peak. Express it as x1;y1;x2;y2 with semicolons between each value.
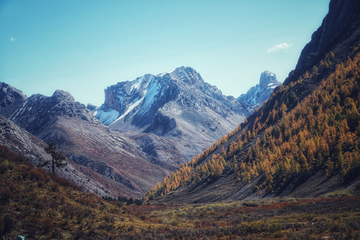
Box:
0;86;99;135
0;82;27;108
237;71;281;115
259;71;278;89
0;83;186;199
168;66;204;86
96;67;246;160
0;82;28;118
51;90;75;104
97;67;245;126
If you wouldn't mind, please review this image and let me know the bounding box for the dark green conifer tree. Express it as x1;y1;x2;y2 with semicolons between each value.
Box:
40;142;67;173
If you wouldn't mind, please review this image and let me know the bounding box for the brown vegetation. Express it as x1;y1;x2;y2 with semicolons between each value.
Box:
144;49;360;201
0;146;148;239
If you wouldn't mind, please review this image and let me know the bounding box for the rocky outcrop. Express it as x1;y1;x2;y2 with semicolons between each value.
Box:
3;90;100;136
0;115;49;164
132;133;188;171
285;0;360;85
237;71;281;115
0;82;28;118
96;66;247;160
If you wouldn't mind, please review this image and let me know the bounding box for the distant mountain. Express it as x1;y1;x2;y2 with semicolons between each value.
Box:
0;87;187;198
146;0;360;204
0;65;279;198
237;71;281;114
96;67;276;160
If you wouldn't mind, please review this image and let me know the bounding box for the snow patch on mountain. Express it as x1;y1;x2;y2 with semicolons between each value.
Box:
112;90;147;124
237;70;281;113
137;77;162;116
95;109;120;125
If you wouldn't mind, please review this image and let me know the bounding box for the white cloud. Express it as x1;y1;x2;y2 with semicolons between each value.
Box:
10;38;16;42
267;43;293;53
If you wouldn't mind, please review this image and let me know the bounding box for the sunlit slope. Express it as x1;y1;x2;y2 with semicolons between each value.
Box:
147;46;360;203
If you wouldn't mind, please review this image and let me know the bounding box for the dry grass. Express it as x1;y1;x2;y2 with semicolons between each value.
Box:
2;146;360;239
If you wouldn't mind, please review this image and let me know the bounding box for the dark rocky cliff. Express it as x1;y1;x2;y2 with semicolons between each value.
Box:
285;0;360;85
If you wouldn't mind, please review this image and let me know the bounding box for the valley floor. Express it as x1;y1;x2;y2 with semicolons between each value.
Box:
117;194;360;239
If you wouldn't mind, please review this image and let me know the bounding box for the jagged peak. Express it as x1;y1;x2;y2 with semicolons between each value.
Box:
259;71;279;90
166;66;204;86
237;70;280;114
0;82;28;103
168;66;188;74
51;90;75;103
261;70;275;78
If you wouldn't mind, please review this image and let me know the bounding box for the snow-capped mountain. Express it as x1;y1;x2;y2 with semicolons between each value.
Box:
237;71;281;114
96;67;247;160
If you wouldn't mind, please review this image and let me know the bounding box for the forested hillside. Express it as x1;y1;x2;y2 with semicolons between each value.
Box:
144;0;360;203
145;45;360;202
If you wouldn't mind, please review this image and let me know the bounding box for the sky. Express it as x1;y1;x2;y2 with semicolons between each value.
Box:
0;0;330;107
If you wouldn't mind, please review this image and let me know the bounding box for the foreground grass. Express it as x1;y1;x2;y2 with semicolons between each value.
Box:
124;195;360;239
1;145;360;239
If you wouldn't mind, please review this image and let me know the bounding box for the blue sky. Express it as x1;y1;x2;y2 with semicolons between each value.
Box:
0;0;329;106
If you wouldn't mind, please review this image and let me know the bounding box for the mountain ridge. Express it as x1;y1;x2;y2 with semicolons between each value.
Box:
96;67;277;160
0;87;184;198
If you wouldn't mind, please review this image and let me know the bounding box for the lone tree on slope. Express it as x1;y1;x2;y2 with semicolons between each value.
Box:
40;142;67;174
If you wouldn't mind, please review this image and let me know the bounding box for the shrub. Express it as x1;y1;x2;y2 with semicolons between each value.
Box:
30;168;45;182
0;162;8;174
252;185;260;193
50;181;60;192
238;220;281;233
52;174;81;191
20;167;30;179
40;217;54;232
0;188;13;202
2;215;14;235
170;218;180;226
272;231;285;238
